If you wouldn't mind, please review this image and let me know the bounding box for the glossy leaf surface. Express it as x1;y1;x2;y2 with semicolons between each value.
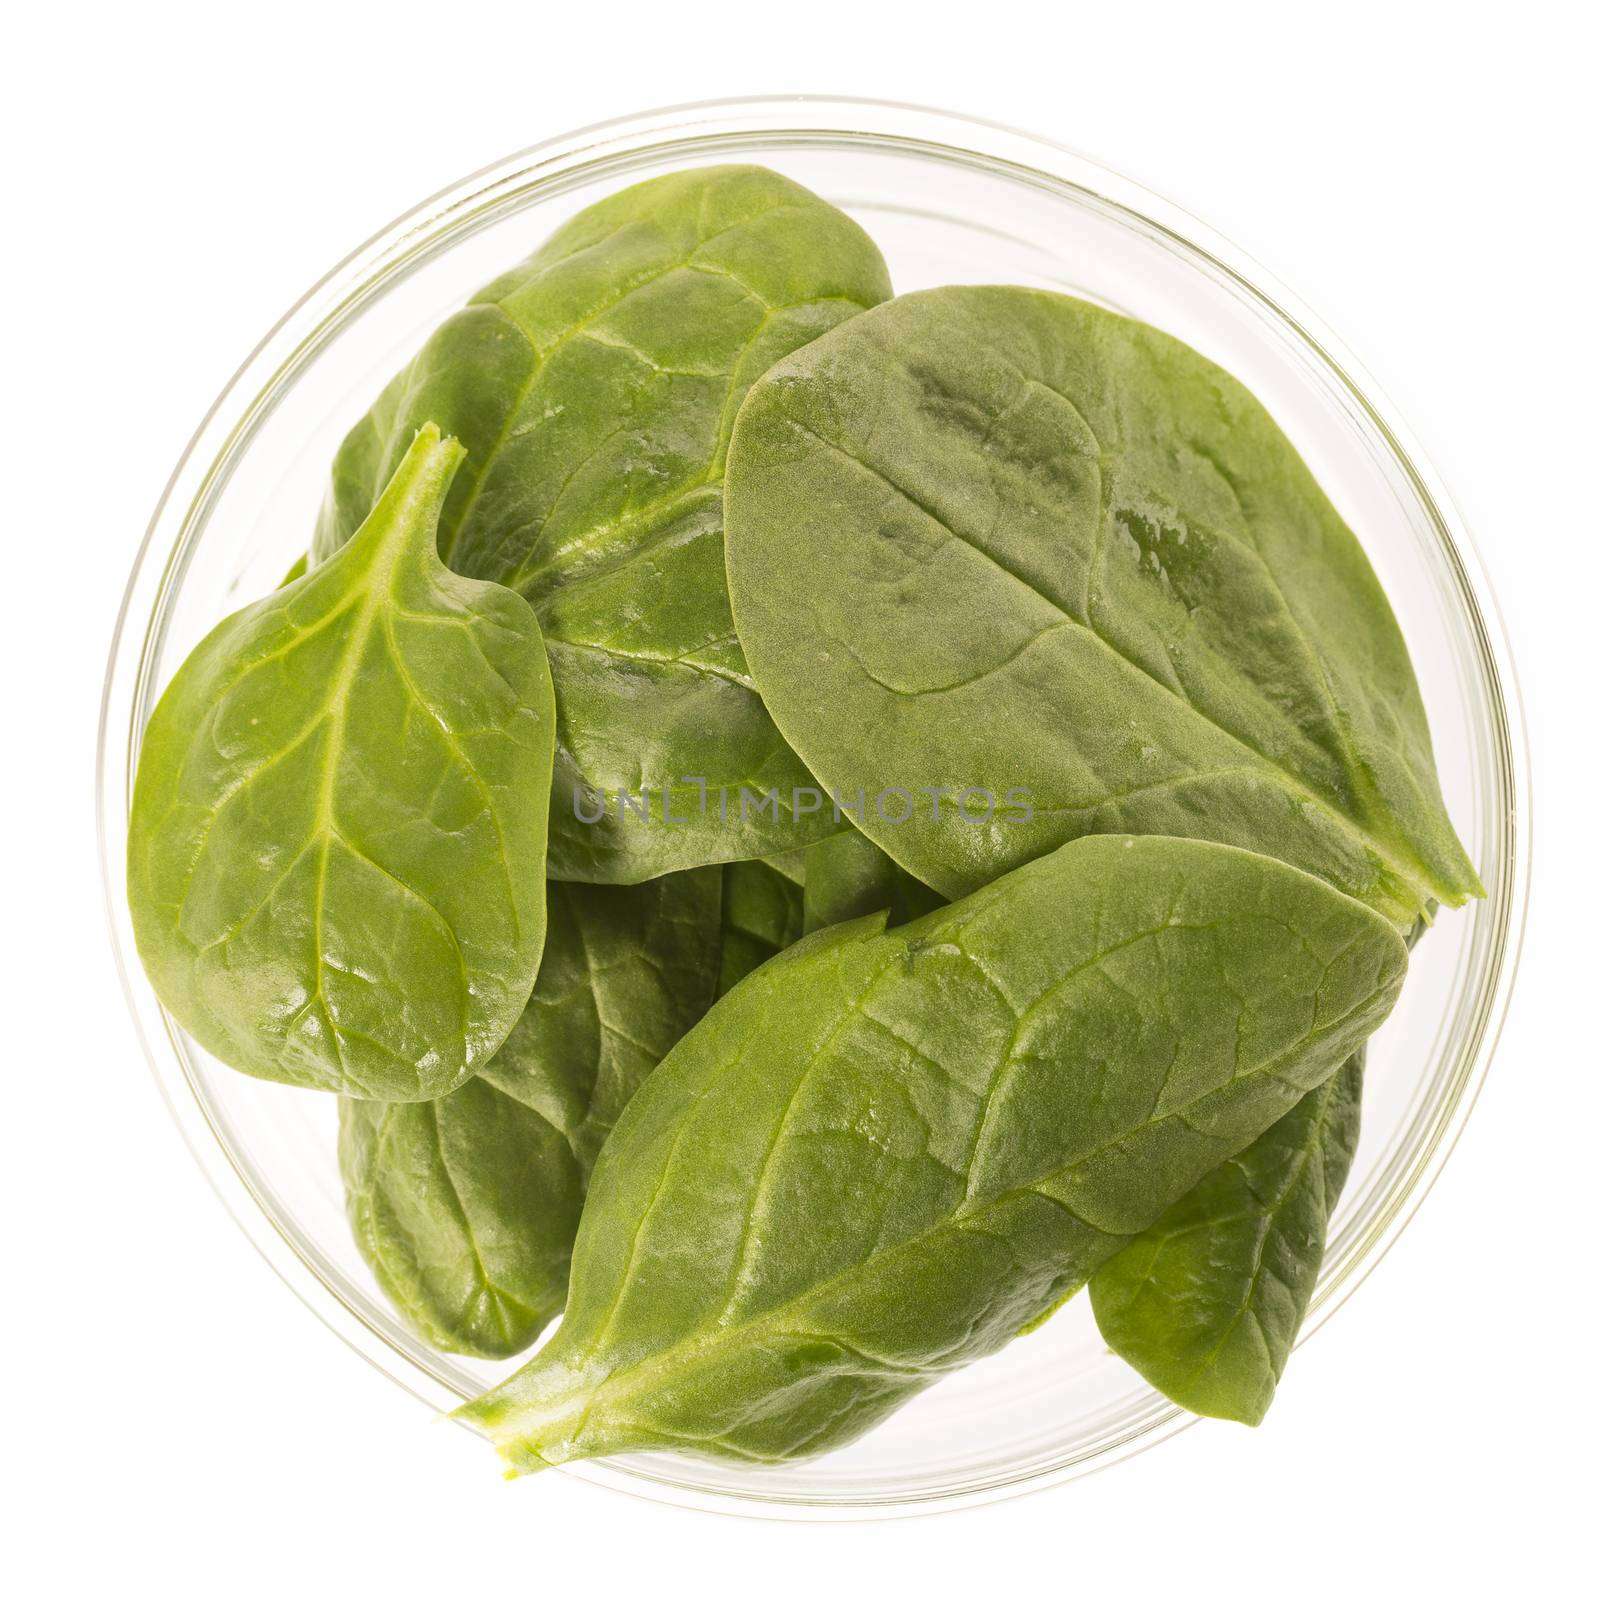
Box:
129;426;555;1099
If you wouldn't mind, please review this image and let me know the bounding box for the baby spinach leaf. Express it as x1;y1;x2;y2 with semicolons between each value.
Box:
716;852;806;996
802;827;943;934
1017;1046;1370;1366
1090;914;1413;1418
716;832;938;995
1089;1049;1364;1424
455;835;1407;1472
128;425;556;1100
725;286;1480;927
339;870;722;1357
313;165;892;883
340;1084;577;1358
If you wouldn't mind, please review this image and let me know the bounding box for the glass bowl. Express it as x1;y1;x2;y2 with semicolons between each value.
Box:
98;96;1528;1519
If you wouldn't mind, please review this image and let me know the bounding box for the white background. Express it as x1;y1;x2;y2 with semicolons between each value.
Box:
7;1;1595;1592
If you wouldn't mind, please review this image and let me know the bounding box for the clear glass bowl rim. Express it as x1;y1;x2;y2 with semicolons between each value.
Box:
96;94;1531;1521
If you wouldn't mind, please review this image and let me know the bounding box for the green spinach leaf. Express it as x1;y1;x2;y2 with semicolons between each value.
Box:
725;286;1480;927
716;832;938;994
128;425;556;1099
340;870;721;1357
314;166;892;882
802;827;943;933
1090;912;1426;1417
1090;1049;1364;1424
340;1085;576;1358
455;835;1406;1472
716;852;806;996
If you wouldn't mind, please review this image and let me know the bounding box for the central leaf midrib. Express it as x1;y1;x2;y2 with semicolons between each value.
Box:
301;481;484;1078
302;563;391;1065
426;1100;538;1344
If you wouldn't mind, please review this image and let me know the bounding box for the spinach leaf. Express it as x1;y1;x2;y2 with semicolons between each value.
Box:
716;832;938;994
801;827;943;934
340;1085;576;1358
1089;1049;1364;1424
717;852;805;996
313;166;892;883
339;870;721;1357
724;286;1480;927
128;425;556;1099
455;835;1407;1473
1090;913;1424;1417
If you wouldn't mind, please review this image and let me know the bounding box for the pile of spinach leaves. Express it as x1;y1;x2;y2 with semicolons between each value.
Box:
128;165;1478;1474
